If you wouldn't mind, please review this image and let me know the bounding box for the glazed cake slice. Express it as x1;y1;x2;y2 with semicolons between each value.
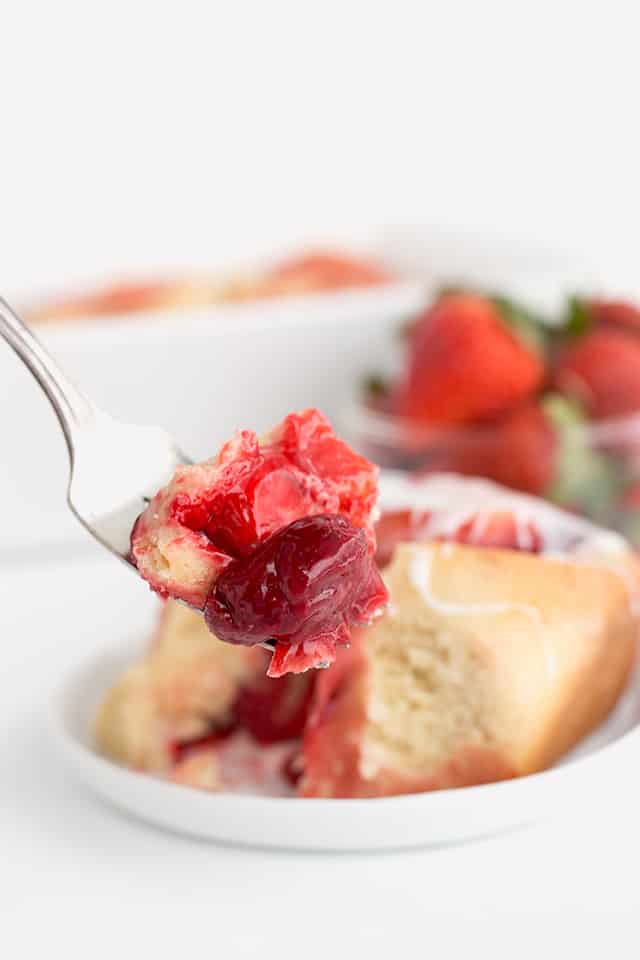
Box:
301;475;639;798
101;473;638;799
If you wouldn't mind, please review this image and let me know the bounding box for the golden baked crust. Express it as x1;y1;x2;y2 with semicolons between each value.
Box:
301;543;637;797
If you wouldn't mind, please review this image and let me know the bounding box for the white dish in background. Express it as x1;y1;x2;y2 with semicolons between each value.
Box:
1;225;602;559
1;280;424;557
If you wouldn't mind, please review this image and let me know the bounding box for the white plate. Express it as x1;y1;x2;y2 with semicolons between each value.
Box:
51;637;640;851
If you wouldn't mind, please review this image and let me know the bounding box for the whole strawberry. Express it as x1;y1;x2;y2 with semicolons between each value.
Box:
451;402;556;495
588;298;640;333
394;293;544;425
554;327;640;419
448;395;619;519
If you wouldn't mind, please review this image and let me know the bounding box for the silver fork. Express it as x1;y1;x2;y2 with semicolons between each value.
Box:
0;297;191;568
0;299;278;651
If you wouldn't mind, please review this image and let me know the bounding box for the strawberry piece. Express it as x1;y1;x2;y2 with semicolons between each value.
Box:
395;294;544;425
204;515;388;676
132;410;384;678
281;748;305;787
375;507;543;560
588;299;640;332
233;672;315;744
263;251;389;295
452;512;543;552
169;724;236;764
30;279;193;322
299;636;368;799
449;403;557;496
266;635;341;678
68;280;178;315
375;509;432;567
131;408;380;607
554;329;640;419
623;482;640;509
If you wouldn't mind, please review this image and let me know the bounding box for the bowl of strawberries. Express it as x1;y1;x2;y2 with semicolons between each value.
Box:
351;290;640;546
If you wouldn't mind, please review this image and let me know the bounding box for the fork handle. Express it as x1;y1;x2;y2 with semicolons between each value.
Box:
0;298;96;458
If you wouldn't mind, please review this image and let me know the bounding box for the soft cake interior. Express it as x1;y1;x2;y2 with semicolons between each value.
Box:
301;543;636;797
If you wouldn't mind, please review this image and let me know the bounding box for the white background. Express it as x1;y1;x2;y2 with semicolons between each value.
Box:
2;2;640;956
2;1;639;297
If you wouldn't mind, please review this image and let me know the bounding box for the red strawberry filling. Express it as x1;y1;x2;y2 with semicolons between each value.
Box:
204;515;389;676
233;670;315;743
452;512;543;552
131;409;385;675
169;724;237;764
170;671;316;772
375;509;433;567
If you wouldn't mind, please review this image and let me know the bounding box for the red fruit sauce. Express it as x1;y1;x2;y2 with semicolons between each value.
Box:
233;671;315;744
169;724;237;764
452;512;543;552
204;514;388;677
132;410;386;673
170;410;378;557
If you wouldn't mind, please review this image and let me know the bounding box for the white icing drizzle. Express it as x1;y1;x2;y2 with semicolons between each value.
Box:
377;471;638;679
406;543;556;682
379;471;629;558
379;471;636;610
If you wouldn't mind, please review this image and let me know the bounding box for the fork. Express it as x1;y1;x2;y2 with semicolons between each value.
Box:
0;299;283;653
0;297;191;568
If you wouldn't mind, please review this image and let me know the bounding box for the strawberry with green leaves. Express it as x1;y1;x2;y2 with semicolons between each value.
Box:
394;293;545;425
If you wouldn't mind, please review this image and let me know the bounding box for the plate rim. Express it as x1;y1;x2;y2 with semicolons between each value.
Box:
50;637;640;815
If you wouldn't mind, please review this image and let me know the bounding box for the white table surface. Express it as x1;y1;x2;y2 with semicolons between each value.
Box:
2;546;640;958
